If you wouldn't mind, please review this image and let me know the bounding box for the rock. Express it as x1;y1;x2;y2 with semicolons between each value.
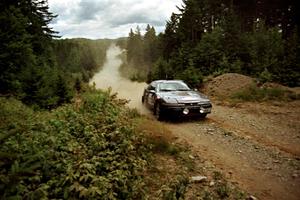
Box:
248;195;258;200
209;181;215;187
189;155;195;160
191;176;207;183
207;128;214;133
292;173;298;178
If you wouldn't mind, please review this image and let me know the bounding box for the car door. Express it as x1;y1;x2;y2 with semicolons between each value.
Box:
146;83;156;108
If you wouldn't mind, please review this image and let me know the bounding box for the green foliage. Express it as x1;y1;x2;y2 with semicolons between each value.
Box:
123;25;160;82
215;182;231;199
52;39;110;81
232;84;298;102
161;176;189;200
193;27;224;75
151;59;173;80
0;1;111;109
148;137;181;156
248;26;284;77
127;27;144;64
276;29;300;87
175;66;203;88
0;0;56;95
0;90;148;199
129;73;146;82
259;68;273;83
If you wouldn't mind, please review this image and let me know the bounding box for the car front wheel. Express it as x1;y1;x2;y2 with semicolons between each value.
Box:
199;113;207;118
154;103;163;121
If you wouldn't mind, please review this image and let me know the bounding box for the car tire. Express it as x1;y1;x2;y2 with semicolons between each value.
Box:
154;103;163;121
199;113;207;118
142;96;144;103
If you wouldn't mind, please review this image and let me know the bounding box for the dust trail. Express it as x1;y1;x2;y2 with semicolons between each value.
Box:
90;44;150;115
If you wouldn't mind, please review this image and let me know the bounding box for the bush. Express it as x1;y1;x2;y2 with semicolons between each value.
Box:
175;66;203;88
231;84;296;102
0;90;147;199
258;68;273;83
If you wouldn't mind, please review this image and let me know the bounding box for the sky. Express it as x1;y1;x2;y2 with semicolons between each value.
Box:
48;0;182;39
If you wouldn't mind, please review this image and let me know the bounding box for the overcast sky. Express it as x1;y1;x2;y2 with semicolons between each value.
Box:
48;0;182;39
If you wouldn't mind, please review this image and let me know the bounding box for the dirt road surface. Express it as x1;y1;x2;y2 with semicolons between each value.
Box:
90;45;150;115
91;45;300;200
166;102;300;200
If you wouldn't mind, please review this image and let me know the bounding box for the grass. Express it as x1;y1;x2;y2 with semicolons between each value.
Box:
136;118;180;156
231;84;299;102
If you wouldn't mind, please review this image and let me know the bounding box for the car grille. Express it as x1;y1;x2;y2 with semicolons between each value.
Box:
184;102;199;106
199;103;212;108
184;103;212;108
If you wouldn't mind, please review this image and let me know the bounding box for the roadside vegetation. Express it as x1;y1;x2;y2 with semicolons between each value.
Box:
0;89;148;199
232;84;300;102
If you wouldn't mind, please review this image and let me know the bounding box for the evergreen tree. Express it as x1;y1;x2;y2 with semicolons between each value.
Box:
0;1;35;94
126;26;144;64
0;0;75;108
144;25;158;64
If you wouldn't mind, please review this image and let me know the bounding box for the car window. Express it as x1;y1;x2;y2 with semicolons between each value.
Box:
158;82;190;91
147;84;155;91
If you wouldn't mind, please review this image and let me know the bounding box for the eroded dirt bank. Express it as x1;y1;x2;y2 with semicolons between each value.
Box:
91;45;300;200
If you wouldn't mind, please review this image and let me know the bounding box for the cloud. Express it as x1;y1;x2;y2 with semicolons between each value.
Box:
48;0;182;39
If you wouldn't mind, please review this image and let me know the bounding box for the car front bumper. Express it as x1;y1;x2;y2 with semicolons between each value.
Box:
160;102;212;116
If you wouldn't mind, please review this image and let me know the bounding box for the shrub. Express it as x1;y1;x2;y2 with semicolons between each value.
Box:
175;66;203;88
231;84;296;102
0;90;148;199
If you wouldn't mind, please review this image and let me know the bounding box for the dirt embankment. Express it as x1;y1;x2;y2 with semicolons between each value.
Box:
91;47;300;200
203;73;254;98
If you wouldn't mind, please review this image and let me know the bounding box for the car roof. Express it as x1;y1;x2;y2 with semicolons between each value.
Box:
151;80;184;84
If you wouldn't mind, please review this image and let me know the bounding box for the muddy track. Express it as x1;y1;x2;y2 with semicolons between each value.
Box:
92;45;300;200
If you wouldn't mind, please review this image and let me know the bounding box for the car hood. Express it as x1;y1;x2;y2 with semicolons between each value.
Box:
158;90;210;103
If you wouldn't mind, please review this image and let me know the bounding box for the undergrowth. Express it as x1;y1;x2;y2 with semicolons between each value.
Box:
0;89;148;199
231;84;299;102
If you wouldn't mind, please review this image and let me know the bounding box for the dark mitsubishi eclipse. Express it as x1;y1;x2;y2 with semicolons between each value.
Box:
142;80;212;120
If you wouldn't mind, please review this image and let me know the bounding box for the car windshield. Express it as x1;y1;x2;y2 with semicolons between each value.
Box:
158;82;191;91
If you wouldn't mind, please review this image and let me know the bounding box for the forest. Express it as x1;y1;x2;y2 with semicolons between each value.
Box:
125;0;299;87
0;0;110;109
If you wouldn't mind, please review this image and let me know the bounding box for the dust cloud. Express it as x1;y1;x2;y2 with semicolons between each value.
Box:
90;44;151;115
